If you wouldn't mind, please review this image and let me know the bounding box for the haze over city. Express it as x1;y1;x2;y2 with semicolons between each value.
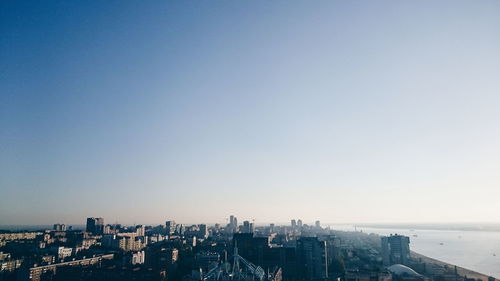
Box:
2;0;500;226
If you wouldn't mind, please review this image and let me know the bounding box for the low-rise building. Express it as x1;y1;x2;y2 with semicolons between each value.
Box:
123;251;145;265
28;254;114;281
0;232;42;241
53;246;73;260
0;259;22;272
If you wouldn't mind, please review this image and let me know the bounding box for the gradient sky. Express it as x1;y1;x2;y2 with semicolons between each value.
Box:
1;0;500;226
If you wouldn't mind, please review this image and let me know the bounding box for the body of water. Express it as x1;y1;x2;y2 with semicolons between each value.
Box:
330;225;500;279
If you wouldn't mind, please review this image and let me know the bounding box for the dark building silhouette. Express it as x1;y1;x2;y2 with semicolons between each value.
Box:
381;234;410;266
296;237;328;280
86;217;104;235
233;233;299;280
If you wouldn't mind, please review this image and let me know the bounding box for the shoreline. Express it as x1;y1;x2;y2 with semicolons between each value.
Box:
411;251;497;281
339;226;500;281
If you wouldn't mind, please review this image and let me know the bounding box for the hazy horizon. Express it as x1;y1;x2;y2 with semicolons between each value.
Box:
2;221;500;229
2;0;500;225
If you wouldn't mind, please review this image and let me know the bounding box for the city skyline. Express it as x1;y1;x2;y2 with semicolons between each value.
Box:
2;0;500;225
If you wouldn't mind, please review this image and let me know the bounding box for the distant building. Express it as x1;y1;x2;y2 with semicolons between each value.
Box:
0;252;11;262
381;234;411;266
165;221;176;235
40;255;55;265
27;254;113;281
297;219;303;229
229;215;238;233
177;224;185;235
145;246;178;270
86;217;104;235
124;251;145;265
53;246;73;260
296;237;328;280
199;224;208;239
102;234;145;251
291;219;297;230
269;223;275;233
242;221;252;233
135;225;145;236
0;252;22;272
53;224;66;231
315;221;321;228
0;232;41;241
103;224;112;234
118;235;145;251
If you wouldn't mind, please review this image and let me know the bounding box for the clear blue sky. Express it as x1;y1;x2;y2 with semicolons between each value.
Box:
1;0;500;226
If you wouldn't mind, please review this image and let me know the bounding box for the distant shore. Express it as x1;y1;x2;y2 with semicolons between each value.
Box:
412;251;496;281
355;223;500;233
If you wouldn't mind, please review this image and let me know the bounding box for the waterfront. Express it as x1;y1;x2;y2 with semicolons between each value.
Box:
331;225;500;279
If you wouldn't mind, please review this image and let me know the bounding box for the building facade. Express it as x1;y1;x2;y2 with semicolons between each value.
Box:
86;217;104;235
381;235;411;266
296;237;328;280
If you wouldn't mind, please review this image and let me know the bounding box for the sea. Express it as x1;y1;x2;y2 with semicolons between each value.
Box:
329;224;500;279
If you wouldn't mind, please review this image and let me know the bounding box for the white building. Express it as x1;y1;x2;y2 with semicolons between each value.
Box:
131;251;145;265
55;247;72;260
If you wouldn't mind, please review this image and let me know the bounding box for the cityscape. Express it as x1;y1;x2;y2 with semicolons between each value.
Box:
0;216;495;281
2;0;500;281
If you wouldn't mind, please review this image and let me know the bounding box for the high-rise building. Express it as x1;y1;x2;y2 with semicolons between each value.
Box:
296;237;328;280
229;215;238;233
269;223;275;233
315;221;321;228
135;225;145;236
319;234;341;271
381;234;411;266
86;218;94;233
232;233;297;280
297;219;303;228
96;218;104;233
86;217;104;235
233;233;269;265
291;219;297;230
199;224;208;239
242;221;252;233
177;224;185;235
165;221;176;235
